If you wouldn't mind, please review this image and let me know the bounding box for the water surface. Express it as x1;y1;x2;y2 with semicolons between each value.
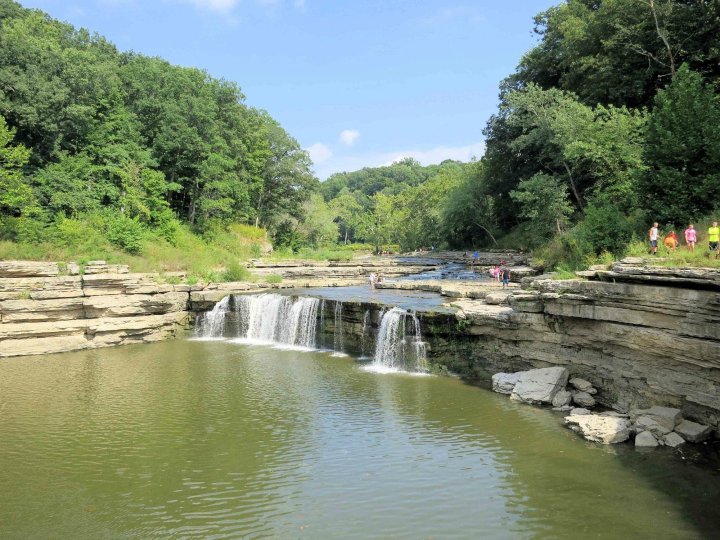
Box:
1;340;718;539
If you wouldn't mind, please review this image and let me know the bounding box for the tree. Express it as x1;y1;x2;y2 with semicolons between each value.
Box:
641;64;720;224
0;115;33;216
510;173;573;238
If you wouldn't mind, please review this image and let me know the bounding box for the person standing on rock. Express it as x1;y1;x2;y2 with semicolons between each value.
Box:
684;224;697;251
709;221;720;256
648;222;659;255
369;272;377;288
501;267;510;289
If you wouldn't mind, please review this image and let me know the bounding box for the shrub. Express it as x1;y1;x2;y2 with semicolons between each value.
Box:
106;215;146;254
220;259;251;282
575;202;633;256
264;274;283;284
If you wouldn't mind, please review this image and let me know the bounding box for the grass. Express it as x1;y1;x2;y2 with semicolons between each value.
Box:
264;274;283;284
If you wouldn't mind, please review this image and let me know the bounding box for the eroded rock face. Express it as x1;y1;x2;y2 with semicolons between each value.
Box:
492;372;523;395
564;414;631;444
510;367;569;405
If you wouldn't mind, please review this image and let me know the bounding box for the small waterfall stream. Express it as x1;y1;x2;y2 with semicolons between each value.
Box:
195;296;231;338
195;293;428;373
372;308;428;372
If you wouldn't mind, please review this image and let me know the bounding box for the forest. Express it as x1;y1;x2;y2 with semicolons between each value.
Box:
1;0;720;274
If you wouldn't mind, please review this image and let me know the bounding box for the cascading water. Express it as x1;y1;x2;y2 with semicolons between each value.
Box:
332;301;345;355
195;293;321;349
195;296;231;338
372;307;428;372
360;310;371;358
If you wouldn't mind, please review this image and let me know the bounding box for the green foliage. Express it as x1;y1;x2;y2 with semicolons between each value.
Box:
264;274;283;284
510;173;573;242
105;214;146;254
575;202;634;256
641;64;720;224
220;260;251;282
0;115;34;216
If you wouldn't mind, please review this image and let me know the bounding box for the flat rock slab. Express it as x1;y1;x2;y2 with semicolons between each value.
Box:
565;414;631;444
492;372;523;395
630;406;682;433
572;391;596;408
635;431;659;447
511;366;569;404
663;432;686;448
675;420;713;443
635;415;672;437
0;261;59;278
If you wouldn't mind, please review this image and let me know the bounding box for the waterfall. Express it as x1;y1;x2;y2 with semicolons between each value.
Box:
236;294;321;349
360;310;371;358
372;307;428;372
195;296;231;338
196;293;320;349
332;301;345;356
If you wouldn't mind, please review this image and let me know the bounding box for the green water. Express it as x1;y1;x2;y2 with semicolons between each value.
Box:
1;340;718;539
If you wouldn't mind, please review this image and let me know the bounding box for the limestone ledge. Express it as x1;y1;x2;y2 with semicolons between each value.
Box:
433;266;720;429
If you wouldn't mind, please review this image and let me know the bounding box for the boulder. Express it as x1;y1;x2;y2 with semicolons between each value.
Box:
635;431;659;448
510;366;569;404
565;414;631;444
492;372;523;395
552;405;573;412
552;389;572;407
630;406;682;433
569;377;595;393
635;415;672;437
675;420;713;443
572;391;596;407
663;432;686;448
570;407;592;416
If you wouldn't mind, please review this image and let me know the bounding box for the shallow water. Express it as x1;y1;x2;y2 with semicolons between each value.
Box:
297;285;453;312
1;340;719;539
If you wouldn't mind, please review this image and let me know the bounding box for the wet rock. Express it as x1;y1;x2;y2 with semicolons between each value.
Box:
675;420;713;443
565;414;631;444
552;405;573;412
663;432;686;448
552;389;572;407
635;431;659;447
510;366;569;405
572;391;596;408
635;415;672;437
492;372;523;395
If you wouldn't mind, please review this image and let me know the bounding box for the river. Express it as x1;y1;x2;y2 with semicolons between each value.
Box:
1;339;719;538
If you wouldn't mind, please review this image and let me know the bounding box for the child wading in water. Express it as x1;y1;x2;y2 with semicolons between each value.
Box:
501;267;510;289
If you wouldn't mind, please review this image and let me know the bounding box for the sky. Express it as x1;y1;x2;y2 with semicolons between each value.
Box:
20;0;557;179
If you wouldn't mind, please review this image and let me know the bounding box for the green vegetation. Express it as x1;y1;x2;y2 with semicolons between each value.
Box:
0;0;314;273
317;0;720;269
1;0;718;273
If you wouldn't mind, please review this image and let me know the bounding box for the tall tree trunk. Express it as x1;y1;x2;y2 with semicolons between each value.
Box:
562;161;584;210
648;0;675;76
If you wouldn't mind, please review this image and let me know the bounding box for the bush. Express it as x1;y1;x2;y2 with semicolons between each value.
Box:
264;274;283;284
220;259;251;282
106;214;146;254
575;203;633;256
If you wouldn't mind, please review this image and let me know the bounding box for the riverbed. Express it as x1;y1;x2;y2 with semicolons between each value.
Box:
2;339;719;539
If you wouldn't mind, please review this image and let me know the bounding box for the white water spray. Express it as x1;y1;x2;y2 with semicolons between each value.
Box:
372;307;428;372
195;296;231;338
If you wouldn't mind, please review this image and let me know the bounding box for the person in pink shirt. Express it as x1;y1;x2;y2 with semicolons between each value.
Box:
684;224;697;251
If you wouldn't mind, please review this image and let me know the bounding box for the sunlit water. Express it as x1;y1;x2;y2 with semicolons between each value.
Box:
1;340;719;539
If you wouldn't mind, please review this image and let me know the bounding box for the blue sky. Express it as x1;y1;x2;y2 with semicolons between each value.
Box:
21;0;556;179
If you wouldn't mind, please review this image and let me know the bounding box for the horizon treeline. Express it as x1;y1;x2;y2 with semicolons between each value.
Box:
318;0;720;265
0;0;315;254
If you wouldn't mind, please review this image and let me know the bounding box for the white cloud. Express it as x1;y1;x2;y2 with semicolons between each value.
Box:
183;0;239;12
339;129;360;146
306;143;333;164
314;141;485;180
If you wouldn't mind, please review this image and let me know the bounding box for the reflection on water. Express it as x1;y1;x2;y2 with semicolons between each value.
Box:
1;340;719;539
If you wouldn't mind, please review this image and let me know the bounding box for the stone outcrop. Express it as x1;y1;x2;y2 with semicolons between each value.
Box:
492;372;522;395
426;264;720;429
564;414;631;444
510;366;569;404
